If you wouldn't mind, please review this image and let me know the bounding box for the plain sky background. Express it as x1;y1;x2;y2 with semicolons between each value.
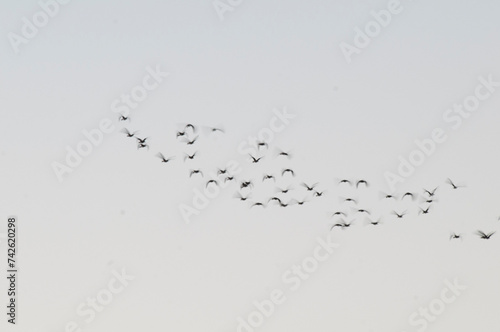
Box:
1;0;500;331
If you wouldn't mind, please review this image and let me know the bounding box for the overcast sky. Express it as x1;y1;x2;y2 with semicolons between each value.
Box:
1;0;500;331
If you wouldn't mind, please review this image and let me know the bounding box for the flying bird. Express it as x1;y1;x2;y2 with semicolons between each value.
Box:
156;153;174;163
282;168;295;176
356;180;369;188
476;230;495;239
206;180;218;188
184;152;197;161
249;155;263;163
423;187;438;197
189;169;203;178
262;174;275;182
121;128;137;137
234;192;250;201
135;137;148;144
446;178;463;190
301;182;318;191
392;211;407;219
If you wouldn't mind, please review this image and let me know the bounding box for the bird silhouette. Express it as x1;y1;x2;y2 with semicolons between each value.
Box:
476;230;495;239
240;181;253;189
356;180;369;188
392;211;407;219
262;174;275;182
450;233;462;240
156;153;174;163
423;187;438;197
446;178;463;190
137;143;149;150
251;202;266;208
234;192;250;201
183;136;199;145
189;169;203;178
249;155;263;163
121;128;137;137
184;152;197;161
256;141;268;150
206;180;218;187
419;206;431;215
301;182;318;191
135;137;148;144
118;115;129;121
282;168;295;177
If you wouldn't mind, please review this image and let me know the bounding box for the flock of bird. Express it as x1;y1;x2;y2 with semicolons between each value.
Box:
117;115;497;242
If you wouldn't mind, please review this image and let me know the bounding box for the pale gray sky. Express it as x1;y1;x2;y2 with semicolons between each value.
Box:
1;0;500;331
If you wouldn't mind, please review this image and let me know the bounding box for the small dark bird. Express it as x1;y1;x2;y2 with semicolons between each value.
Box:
290;198;307;205
234;192;250;201
423;187;438;197
209;127;224;134
268;197;282;204
251;202;266;208
240;181;253;189
330;220;352;230
402;192;414;200
446;178;462;190
176;131;186;138
277;186;292;194
184;136;199;145
184;152;197;161
341;197;358;204
224;176;234;183
256;141;268;150
380;192;396;200
206;180;218;188
217;168;227;175
419;207;431;215
189;169;203;178
392;211;407;219
276;149;292;158
118;115;129;121
367;218;381;226
356;209;370;215
249;155;263;163
185;124;196;132
156;153;174;163
137;143;149;150
339;179;351;185
301;182;318;191
282;168;295;176
314;191;324;197
476;230;495;239
136;137;148;144
450;233;462;240
356;180;369;188
331;211;347;218
121;128;137;138
262;174;275;182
